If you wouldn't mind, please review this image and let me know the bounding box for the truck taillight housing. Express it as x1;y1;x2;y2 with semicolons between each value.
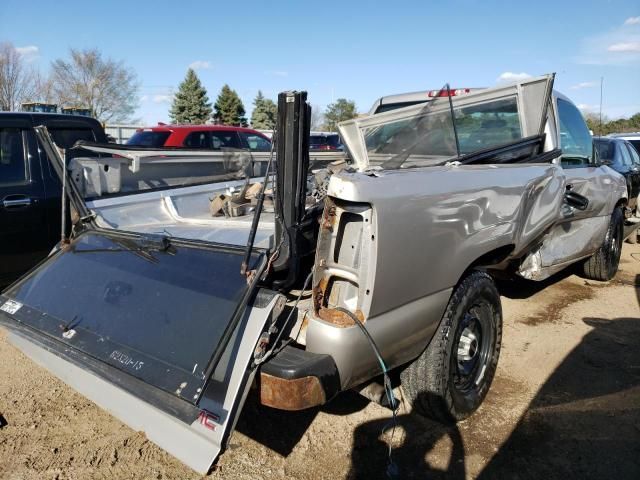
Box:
312;198;374;326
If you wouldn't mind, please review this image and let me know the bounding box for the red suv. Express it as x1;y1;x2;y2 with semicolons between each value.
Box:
126;124;272;152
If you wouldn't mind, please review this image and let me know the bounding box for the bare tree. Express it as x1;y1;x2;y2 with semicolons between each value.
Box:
33;72;57;104
310;104;325;131
0;42;38;111
50;48;139;122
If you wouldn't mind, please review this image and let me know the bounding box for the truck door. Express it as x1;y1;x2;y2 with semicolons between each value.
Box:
0;120;48;286
623;142;640;206
550;98;613;263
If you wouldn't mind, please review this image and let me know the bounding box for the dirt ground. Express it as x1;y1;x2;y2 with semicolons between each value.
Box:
1;244;639;480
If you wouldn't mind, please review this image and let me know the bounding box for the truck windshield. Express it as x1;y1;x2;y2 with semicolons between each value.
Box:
627;140;640;154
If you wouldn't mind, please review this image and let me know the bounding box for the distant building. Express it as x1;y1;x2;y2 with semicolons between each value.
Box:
21;102;58;113
61;106;92;116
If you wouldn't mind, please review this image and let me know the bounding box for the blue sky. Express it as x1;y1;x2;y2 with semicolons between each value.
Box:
1;0;639;124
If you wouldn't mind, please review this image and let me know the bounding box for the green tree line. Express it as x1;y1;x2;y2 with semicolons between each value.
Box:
170;69;358;129
583;112;640;136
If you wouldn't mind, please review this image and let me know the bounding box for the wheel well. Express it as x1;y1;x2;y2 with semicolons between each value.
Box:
458;244;515;284
615;197;627;209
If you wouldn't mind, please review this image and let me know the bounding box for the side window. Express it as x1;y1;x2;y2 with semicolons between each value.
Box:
619;142;633;167
626;143;640;166
594;141;614;163
184;132;209;148
0;128;28;185
557;99;593;167
243;133;271;152
210;132;242;150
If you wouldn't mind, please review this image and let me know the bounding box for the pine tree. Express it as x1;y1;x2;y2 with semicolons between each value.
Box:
213;84;247;126
324;98;357;131
169;69;212;124
250;91;277;129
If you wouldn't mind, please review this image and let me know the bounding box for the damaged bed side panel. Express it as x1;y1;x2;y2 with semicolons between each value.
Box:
306;163;568;388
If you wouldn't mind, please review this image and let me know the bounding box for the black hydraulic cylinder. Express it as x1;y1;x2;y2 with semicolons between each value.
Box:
272;91;311;289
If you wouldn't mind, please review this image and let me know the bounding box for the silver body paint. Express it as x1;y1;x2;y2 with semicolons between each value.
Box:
306;88;627;390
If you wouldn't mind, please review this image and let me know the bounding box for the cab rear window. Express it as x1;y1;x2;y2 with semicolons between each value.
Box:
310;135;329;145
375;101;427;114
127;131;171;147
49;128;96;149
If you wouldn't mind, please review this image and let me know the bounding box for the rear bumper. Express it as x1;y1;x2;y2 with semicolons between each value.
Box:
259;345;341;410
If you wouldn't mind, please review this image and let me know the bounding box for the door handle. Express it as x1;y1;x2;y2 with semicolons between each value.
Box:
564;186;589;211
2;197;32;208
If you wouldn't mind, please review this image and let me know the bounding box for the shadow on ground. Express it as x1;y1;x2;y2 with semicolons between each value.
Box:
496;265;578;300
236;277;640;480
347;412;466;480
237;389;467;480
479;314;640;479
235;390;370;457
347;312;640;480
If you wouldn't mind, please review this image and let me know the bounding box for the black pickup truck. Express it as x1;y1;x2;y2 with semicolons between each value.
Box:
0;113;107;286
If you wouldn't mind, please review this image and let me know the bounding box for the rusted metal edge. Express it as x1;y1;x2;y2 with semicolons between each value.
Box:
259;373;326;411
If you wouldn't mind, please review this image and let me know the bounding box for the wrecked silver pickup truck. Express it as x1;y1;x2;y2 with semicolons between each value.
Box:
0;74;628;474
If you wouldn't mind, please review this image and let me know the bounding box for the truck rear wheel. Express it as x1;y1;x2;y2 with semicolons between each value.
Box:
583;208;623;281
400;271;502;423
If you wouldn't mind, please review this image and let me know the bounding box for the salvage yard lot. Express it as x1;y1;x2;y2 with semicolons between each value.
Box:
1;244;639;480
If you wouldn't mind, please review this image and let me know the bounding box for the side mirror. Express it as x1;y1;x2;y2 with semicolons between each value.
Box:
564;189;589;211
599;159;613;167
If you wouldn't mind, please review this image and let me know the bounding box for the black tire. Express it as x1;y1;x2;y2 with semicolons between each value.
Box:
583;208;623;281
400;271;502;423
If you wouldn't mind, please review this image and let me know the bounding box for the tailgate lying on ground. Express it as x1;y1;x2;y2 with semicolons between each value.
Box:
0;230;282;473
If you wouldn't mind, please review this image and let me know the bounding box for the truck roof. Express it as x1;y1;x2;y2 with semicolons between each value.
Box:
0;112;107;143
141;124;263;134
368;88;483;115
0;112;104;127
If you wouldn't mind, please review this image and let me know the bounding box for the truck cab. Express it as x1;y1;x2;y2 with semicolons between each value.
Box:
0;113;107;286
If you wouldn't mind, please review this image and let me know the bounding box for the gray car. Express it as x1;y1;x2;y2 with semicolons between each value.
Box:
0;74;627;474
